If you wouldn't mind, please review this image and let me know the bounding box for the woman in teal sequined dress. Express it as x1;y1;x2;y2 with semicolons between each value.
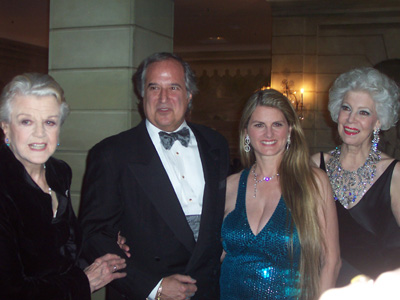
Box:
221;89;340;299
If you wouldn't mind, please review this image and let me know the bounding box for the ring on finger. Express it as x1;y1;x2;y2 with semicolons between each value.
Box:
113;265;117;272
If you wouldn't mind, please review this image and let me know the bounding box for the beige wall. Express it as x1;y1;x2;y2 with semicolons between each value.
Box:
268;0;400;155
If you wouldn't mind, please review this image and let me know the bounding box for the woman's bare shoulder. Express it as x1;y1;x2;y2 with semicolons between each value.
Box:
225;171;244;217
226;172;242;196
376;152;398;174
227;171;242;183
311;165;333;205
311;165;330;185
311;151;333;167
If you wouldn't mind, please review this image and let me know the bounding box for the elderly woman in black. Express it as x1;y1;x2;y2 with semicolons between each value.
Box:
0;73;127;299
312;67;400;286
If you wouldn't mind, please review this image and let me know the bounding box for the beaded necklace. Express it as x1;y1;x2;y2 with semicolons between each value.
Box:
326;145;381;208
251;164;279;198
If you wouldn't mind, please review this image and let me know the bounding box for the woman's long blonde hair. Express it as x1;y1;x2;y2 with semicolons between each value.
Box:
239;89;324;299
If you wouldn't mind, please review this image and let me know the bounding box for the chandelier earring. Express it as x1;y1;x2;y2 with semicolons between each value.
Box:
244;134;251;153
372;128;380;153
5;138;10;147
286;134;291;151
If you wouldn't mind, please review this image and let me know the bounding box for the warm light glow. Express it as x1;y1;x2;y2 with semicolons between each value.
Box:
280;79;305;121
299;88;304;121
208;36;225;41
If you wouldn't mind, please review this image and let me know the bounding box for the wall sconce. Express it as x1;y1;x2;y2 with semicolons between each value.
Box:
281;79;304;120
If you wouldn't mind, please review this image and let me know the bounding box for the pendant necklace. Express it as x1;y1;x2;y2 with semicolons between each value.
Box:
326;145;381;208
44;163;57;217
252;163;279;198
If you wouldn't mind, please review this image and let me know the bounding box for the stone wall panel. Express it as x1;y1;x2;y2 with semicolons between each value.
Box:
51;0;132;28
50;27;133;69
60;111;132;151
273;17;305;36
272;36;304;54
317;55;371;74
50;69;134;110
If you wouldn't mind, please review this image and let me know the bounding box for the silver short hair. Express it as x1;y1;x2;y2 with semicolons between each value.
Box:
0;73;69;125
328;67;400;130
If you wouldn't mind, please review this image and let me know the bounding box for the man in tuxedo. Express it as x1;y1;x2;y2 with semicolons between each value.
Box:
79;52;229;300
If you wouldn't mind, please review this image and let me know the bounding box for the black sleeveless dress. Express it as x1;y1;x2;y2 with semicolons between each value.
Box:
320;153;400;285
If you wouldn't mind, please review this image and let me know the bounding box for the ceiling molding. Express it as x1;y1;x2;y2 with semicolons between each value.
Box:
266;0;400;16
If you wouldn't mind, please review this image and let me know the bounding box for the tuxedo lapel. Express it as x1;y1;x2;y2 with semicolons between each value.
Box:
127;122;196;253
186;124;222;268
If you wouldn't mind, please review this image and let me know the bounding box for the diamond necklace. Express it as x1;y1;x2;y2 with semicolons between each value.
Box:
252;163;279;198
326;145;381;208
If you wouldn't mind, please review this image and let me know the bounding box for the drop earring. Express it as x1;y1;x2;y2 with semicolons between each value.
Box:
286;134;291;151
244;134;251;153
5;138;10;147
372;128;380;153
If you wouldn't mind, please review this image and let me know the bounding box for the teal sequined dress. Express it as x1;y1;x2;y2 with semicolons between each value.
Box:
221;168;301;299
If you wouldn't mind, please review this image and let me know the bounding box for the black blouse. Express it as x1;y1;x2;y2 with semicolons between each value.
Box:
320;152;400;279
0;145;90;299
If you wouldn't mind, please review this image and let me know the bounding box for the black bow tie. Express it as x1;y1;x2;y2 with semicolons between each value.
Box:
159;127;190;150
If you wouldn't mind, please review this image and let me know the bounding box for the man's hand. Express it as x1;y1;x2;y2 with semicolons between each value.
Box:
117;231;131;258
160;274;197;300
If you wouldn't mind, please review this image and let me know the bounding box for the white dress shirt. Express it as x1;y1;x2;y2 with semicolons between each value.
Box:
146;120;205;215
146;120;205;300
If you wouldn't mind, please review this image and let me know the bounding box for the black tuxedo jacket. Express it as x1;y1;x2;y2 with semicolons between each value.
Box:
79;120;229;299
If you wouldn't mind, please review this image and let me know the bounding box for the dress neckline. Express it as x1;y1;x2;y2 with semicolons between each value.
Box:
241;168;283;237
345;159;398;211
